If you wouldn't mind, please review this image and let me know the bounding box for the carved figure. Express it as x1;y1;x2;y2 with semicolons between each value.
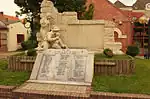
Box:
36;16;50;51
40;16;50;39
36;33;49;51
46;25;67;49
36;24;67;50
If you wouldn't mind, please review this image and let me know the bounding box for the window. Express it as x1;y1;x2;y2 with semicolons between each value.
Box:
17;34;24;43
0;33;7;47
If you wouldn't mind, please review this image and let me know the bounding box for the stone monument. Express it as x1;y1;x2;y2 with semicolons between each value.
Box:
13;49;94;97
13;0;94;98
35;0;124;54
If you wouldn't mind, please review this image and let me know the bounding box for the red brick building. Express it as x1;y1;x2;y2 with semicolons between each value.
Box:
87;0;145;53
114;0;150;56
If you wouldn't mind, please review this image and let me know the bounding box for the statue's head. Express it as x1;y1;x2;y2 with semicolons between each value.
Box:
46;13;54;19
52;25;60;32
40;17;49;28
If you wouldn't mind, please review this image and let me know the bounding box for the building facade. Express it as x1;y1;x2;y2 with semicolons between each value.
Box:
87;0;133;52
87;0;149;54
0;12;28;52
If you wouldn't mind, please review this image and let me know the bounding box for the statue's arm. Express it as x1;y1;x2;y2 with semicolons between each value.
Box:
47;33;59;42
48;37;59;42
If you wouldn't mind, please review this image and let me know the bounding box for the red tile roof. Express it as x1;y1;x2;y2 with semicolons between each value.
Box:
0;13;20;25
3;15;19;21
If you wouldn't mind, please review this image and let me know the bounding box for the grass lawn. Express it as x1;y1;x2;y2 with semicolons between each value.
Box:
0;59;30;86
93;58;150;95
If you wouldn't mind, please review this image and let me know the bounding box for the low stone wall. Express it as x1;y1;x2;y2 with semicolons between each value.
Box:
91;92;150;99
0;85;15;99
14;92;150;99
1;85;150;99
11;90;150;99
8;56;135;75
13;92;89;99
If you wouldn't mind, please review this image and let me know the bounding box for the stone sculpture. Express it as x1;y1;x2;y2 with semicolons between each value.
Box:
36;15;50;51
36;25;67;50
36;0;67;51
46;25;67;49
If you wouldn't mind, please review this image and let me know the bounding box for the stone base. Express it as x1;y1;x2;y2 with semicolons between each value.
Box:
113;50;124;55
13;82;91;98
104;42;124;55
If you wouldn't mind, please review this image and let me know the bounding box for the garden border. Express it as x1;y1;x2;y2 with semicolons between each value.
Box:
8;56;135;75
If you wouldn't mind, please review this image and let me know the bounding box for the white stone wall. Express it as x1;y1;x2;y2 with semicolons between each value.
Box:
56;12;123;53
61;20;105;51
7;22;28;51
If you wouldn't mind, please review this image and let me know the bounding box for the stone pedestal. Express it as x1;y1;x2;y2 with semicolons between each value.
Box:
30;49;94;85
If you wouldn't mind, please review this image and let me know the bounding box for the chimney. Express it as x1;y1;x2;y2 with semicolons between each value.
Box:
0;12;3;15
0;12;4;20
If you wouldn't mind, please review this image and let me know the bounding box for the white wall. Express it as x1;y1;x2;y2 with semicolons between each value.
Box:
62;20;105;50
7;22;28;51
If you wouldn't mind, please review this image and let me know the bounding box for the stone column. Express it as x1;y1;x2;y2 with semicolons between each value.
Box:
145;3;150;17
104;21;123;54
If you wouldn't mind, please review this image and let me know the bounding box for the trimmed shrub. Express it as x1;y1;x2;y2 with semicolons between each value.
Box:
27;49;37;56
103;48;113;58
21;40;37;50
126;45;139;57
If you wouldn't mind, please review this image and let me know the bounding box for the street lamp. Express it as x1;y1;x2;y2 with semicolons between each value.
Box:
23;19;31;39
139;15;149;24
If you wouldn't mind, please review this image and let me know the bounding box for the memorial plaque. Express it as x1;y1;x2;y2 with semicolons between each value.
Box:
29;49;94;85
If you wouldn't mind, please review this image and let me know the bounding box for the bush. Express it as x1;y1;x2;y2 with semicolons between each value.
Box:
126;45;139;57
27;49;37;56
103;48;113;58
21;40;37;50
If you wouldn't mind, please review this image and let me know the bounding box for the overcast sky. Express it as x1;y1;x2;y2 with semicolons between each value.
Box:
0;0;137;17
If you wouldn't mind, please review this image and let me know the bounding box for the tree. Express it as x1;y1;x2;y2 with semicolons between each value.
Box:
14;0;42;39
80;3;94;20
14;0;88;18
54;0;86;13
